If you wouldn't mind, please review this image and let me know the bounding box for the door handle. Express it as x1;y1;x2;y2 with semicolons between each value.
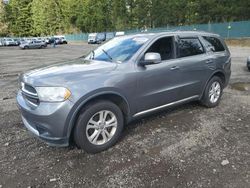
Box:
170;66;180;70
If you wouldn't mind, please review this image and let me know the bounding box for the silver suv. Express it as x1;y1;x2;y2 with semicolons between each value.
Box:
17;31;231;153
19;40;47;49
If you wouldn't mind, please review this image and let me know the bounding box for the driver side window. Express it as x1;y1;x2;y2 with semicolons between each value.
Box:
145;37;174;61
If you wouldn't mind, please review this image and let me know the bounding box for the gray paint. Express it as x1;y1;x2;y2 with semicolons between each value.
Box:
16;31;231;146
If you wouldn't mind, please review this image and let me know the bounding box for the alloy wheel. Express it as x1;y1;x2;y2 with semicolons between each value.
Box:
86;110;117;145
209;81;221;103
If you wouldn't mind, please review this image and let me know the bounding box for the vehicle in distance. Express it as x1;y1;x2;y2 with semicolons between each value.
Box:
88;33;106;44
54;35;68;44
105;32;115;41
13;38;20;46
19;40;47;49
17;31;231;153
3;38;16;46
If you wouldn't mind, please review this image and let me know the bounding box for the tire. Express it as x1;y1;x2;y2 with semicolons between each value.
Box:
201;76;223;108
248;66;250;71
74;100;124;153
24;46;28;49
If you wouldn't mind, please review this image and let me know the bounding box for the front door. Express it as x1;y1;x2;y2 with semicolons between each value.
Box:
135;36;184;113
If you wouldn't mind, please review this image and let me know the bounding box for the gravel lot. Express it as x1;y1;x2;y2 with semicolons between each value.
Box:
0;44;249;188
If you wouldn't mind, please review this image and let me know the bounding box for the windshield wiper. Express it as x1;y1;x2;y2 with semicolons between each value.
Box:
102;49;113;62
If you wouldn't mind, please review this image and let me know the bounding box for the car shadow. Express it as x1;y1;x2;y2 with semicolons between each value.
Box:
119;101;203;142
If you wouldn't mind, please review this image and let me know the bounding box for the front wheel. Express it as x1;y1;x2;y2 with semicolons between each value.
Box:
201;76;223;108
74;100;124;153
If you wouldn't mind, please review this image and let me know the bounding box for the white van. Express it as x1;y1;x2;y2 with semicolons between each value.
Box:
88;33;106;44
115;31;125;37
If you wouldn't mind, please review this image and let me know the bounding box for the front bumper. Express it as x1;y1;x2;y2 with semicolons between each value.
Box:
16;91;73;146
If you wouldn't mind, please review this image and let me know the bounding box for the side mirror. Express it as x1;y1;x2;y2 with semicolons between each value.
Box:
140;52;161;66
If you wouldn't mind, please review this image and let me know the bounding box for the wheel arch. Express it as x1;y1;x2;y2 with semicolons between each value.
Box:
66;91;131;141
200;70;226;100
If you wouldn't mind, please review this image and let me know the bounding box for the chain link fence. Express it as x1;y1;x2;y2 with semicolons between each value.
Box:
65;20;250;41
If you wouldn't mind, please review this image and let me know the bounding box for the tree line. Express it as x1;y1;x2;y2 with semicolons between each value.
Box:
0;0;250;37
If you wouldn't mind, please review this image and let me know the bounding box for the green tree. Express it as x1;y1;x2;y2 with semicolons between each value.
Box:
2;0;250;36
7;0;33;36
111;0;128;30
32;0;73;36
0;2;8;36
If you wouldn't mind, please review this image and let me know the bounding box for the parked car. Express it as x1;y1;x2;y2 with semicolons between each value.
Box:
13;38;20;46
36;37;46;43
17;31;231;153
105;32;115;41
54;35;68;44
19;38;27;45
3;38;16;46
88;33;106;44
247;56;250;71
45;37;52;44
19;40;47;49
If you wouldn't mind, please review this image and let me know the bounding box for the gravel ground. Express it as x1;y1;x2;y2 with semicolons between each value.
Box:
0;44;249;188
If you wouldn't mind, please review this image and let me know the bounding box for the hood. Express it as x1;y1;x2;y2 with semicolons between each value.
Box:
22;58;117;86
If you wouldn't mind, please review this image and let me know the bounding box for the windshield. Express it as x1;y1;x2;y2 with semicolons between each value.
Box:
86;36;148;62
88;35;96;40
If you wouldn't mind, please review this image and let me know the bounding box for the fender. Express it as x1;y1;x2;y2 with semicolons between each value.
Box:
64;88;131;138
200;69;226;100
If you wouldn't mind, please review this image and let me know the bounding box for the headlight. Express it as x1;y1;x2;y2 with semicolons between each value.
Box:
36;87;71;102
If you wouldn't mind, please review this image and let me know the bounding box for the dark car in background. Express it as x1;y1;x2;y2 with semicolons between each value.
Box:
13;38;21;46
17;31;231;153
105;32;115;41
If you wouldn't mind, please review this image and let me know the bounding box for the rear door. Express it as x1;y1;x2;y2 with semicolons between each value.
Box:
201;36;230;70
172;36;212;98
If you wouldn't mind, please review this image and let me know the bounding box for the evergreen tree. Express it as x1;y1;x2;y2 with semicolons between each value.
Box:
1;0;250;36
8;0;33;36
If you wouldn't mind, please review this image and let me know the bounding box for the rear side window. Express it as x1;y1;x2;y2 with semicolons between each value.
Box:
178;38;204;58
202;36;225;52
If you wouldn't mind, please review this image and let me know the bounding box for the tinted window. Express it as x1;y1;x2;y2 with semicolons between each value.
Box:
145;37;174;61
202;36;225;52
178;38;204;58
86;36;148;62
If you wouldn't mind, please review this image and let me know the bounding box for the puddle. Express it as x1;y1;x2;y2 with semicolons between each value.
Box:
230;82;250;92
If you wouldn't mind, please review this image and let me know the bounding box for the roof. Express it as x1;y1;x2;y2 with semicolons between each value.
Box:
125;30;220;39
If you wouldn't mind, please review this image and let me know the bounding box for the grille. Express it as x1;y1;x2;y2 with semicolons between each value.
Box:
21;82;39;106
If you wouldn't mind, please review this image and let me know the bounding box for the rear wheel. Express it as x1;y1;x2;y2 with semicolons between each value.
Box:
201;76;223;108
74;100;124;153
